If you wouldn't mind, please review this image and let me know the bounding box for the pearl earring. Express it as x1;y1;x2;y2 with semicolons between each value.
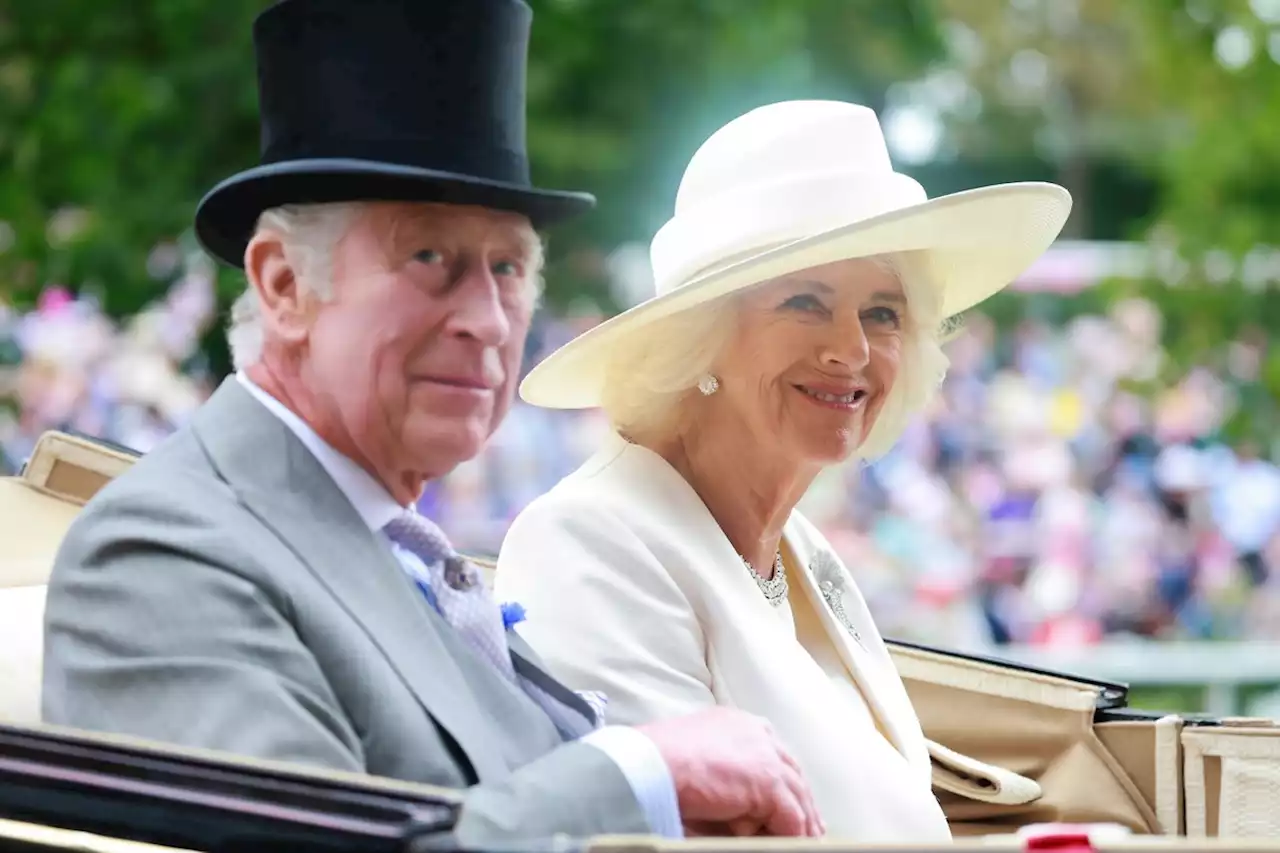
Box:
697;374;720;396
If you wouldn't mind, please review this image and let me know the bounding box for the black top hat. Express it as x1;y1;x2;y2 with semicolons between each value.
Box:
194;0;595;268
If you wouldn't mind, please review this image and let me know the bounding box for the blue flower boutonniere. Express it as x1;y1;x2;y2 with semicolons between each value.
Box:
500;601;527;631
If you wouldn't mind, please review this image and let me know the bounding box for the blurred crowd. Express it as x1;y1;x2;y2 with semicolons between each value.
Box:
800;304;1280;651
4;256;1279;651
0;247;217;472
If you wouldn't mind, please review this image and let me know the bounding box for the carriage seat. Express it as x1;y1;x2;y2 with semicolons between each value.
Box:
0;432;137;723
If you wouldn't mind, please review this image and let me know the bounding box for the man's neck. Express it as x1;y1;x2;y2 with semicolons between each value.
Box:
244;362;426;507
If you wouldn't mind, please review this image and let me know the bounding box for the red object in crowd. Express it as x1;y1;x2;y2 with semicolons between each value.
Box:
36;286;74;315
1029;614;1103;646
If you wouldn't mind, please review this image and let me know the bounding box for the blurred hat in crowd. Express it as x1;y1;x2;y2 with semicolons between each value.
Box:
1154;443;1211;493
986;371;1048;437
16;288;114;373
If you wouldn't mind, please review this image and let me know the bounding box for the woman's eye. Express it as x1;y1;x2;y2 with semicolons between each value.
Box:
782;293;827;313
864;306;902;327
492;260;519;277
414;249;444;265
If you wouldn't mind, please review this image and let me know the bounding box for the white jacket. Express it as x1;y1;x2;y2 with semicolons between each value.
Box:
495;431;950;841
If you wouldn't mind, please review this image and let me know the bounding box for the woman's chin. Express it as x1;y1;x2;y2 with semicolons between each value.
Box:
791;426;864;466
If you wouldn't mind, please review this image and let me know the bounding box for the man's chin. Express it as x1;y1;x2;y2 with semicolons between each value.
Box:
406;417;491;475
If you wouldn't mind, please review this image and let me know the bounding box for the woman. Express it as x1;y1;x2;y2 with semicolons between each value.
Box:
495;100;1071;840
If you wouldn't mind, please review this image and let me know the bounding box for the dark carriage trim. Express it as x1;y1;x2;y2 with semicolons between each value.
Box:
0;724;457;853
60;431;142;459
1092;707;1239;727
881;638;1131;711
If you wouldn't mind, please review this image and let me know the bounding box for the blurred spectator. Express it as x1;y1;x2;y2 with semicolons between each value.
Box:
1211;440;1280;588
4;264;1278;651
0;250;217;473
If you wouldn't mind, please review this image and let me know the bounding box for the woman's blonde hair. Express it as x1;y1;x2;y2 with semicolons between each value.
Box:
597;251;954;460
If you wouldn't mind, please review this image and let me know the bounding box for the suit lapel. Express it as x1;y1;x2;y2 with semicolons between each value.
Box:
465;555;599;729
507;632;598;730
191;380;510;780
783;520;917;763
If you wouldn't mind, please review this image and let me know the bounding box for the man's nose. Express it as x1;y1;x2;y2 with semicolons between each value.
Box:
448;268;511;346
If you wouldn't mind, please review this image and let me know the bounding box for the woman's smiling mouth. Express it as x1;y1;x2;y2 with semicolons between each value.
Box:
794;383;869;410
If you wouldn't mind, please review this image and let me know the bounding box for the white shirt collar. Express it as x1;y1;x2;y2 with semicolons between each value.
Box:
235;372;404;532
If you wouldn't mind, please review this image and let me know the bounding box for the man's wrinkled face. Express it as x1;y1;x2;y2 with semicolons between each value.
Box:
300;202;539;495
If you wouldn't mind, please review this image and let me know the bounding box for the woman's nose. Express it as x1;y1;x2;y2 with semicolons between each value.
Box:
819;315;871;370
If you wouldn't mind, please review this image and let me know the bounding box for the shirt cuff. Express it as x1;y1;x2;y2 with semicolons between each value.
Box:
581;725;683;839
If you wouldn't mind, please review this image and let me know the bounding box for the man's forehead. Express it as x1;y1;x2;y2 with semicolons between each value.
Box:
364;201;537;251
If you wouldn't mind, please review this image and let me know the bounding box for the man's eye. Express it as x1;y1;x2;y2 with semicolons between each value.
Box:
414;249;444;265
492;260;519;277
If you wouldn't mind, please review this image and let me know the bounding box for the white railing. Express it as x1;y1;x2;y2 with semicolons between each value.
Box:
1011;239;1280;293
997;642;1280;716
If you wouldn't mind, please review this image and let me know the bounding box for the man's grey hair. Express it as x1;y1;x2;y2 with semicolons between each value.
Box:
597;251;954;460
227;203;364;369
227;202;546;370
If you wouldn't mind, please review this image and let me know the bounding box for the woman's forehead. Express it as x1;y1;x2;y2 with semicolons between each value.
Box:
753;257;906;299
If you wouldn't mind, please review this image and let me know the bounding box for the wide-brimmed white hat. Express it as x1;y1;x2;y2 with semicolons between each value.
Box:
521;100;1072;409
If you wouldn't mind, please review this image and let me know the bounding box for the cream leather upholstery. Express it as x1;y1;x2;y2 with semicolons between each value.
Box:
0;432;136;723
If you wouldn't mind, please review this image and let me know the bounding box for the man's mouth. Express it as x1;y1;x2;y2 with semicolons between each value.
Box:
416;375;498;391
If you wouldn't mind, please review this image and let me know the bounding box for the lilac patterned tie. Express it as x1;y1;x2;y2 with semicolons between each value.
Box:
382;509;606;737
383;510;518;682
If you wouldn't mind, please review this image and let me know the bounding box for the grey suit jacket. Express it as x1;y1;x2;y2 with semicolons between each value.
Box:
42;379;650;845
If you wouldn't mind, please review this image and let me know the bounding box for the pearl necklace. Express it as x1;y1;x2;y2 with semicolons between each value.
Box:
742;552;788;607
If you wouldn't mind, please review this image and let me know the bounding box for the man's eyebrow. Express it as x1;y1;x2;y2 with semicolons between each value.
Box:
507;226;540;258
384;213;541;268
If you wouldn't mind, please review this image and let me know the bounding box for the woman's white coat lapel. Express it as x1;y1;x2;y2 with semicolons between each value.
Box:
503;432;949;839
587;432;932;781
782;515;932;777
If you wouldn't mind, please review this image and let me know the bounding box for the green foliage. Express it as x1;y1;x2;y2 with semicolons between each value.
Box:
0;0;944;329
1129;0;1280;262
524;0;945;312
0;0;267;319
3;0;1279;391
931;0;1280;442
1127;685;1209;715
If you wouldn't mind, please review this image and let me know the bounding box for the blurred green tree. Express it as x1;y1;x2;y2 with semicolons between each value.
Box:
1119;0;1280;441
0;0;944;374
929;0;1280;439
0;0;267;367
526;0;943;312
923;0;1170;238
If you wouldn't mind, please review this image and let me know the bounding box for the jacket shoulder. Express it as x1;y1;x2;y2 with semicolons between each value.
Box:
68;428;225;524
51;426;262;588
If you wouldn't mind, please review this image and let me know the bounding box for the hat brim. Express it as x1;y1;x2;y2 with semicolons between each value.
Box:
520;181;1071;410
194;158;596;268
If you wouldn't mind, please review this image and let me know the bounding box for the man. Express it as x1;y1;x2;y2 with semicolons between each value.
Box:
40;0;822;845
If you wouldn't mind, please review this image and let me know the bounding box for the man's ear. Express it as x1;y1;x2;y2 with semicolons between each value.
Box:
244;230;311;347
